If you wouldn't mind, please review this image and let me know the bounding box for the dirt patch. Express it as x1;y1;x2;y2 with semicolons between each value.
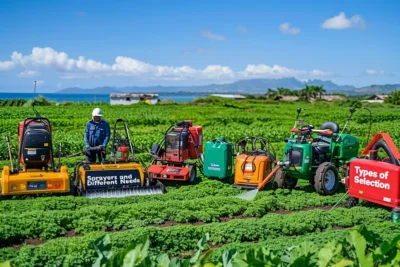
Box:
25;239;46;246
273;204;344;215
66;230;82;238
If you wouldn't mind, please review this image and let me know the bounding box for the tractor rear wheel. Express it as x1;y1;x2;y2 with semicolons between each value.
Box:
187;165;197;184
273;168;298;189
314;162;339;195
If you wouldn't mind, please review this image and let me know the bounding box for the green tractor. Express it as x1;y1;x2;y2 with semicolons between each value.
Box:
275;108;359;195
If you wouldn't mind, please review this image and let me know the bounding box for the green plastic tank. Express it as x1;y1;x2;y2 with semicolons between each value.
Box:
203;137;233;179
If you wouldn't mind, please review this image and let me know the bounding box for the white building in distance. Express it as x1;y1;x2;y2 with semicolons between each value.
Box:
110;93;159;105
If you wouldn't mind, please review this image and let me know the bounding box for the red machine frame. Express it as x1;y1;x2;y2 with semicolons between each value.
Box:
344;132;400;209
147;120;203;183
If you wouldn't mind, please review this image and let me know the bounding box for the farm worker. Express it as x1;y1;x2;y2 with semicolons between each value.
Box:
84;108;110;163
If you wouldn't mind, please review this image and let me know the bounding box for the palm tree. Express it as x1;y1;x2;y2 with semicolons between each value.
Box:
300;85;315;101
313;85;326;99
265;88;277;99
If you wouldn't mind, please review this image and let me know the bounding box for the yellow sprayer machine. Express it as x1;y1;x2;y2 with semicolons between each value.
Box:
1;116;72;199
72;118;165;198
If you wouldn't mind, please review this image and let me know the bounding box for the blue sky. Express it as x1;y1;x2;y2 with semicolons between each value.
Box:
0;0;399;92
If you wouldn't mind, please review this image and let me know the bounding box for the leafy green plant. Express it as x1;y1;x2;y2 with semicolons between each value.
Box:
84;225;400;267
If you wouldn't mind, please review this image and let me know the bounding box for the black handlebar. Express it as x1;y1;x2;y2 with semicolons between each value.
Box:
88;146;104;152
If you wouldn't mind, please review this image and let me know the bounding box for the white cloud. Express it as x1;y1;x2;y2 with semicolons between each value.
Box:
239;64;332;79
279;23;301;35
18;70;39;77
321;12;366;29
0;61;16;71
237;26;247;34
0;46;335;81
200;30;225;40
364;69;387;76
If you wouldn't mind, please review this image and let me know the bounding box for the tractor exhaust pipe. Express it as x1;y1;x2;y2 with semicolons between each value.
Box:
336;107;357;142
5;136;14;170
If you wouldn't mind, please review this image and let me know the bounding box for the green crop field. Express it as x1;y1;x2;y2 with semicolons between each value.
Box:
0;97;400;266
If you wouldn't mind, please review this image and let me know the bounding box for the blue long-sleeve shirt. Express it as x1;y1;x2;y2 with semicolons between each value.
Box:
84;119;110;148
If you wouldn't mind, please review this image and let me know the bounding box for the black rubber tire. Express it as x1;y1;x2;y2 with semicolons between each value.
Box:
345;196;359;208
309;176;315;186
69;177;77;196
76;179;83;196
314;162;339;195
370;140;399;165
187;166;197;184
0;186;10;201
273;168;298;189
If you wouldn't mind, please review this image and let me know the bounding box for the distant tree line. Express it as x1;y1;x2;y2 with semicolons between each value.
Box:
384;90;400;105
265;85;326;100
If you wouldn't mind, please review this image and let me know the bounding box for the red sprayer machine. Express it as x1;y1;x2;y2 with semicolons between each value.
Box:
344;132;400;221
147;120;203;183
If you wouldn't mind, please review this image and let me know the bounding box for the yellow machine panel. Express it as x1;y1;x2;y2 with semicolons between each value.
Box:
1;166;70;196
77;162;146;189
234;154;272;188
73;161;164;198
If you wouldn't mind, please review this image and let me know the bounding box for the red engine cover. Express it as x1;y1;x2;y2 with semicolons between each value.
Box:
348;159;400;208
188;126;203;159
163;148;189;162
117;146;129;161
148;164;190;181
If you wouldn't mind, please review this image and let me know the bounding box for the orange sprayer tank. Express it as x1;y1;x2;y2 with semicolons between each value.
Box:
189;126;203;159
234;154;272;187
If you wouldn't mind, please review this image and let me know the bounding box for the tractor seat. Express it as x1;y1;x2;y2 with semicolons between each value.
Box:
312;143;330;154
313;121;339;144
319;121;339;134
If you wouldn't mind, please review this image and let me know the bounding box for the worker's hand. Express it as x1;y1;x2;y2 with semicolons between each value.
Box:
99;145;104;151
85;145;90;150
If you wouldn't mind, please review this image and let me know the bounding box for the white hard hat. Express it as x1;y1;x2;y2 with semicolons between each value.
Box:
92;108;103;117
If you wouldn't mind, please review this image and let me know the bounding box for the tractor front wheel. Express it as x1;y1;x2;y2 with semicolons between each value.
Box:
314;163;339;195
273;168;298;189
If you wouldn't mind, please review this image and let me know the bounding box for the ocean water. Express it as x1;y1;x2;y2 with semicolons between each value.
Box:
0;92;209;103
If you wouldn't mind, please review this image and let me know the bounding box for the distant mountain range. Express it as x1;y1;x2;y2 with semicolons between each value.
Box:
55;78;399;95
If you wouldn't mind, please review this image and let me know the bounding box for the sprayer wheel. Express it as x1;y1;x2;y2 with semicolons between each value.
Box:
187;165;197;184
76;179;84;196
314;162;339;195
69;177;77;196
273;168;297;189
0;186;10;201
345;196;359;208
